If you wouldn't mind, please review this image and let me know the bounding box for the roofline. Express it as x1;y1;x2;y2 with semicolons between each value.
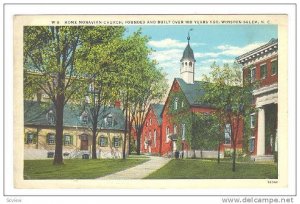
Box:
24;124;125;131
160;78;192;117
236;39;278;63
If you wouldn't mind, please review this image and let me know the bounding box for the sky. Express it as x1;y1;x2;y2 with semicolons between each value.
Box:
125;25;277;86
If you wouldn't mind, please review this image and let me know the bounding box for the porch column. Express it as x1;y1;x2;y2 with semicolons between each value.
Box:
257;107;265;156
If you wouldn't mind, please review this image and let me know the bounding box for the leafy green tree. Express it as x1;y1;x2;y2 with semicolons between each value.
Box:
117;30;167;158
201;62;254;171
76;26;126;159
24;26;89;165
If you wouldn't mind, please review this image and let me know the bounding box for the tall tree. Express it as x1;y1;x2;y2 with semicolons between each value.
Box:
201;62;254;171
24;26;89;165
76;26;126;159
117;30;168;158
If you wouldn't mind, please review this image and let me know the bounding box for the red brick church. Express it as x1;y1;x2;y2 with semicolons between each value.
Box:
141;35;244;158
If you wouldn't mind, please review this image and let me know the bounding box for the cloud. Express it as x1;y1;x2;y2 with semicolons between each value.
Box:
148;38;187;48
194;52;220;58
217;42;266;56
194;42;266;60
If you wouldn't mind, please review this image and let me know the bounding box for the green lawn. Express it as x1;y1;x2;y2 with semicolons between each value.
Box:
24;158;149;179
146;159;278;179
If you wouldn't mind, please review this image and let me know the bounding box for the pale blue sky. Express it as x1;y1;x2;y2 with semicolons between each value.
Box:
125;25;277;85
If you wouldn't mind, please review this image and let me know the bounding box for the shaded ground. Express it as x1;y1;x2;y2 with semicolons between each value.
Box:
145;159;278;179
24;158;149;179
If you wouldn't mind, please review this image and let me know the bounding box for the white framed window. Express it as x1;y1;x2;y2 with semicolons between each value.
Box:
181;123;186;140
113;136;120;148
153;130;157;147
249;137;255;153
107;116;113;127
250;113;256;128
271;59;278;75
181;101;184;108
81;111;88;125
64;134;73;146
99;136;108;147
166;127;170;142
174;125;177;134
174;97;178;110
47;133;55;145
224;124;231;144
250;67;256;82
149;118;152;125
260;63;267;79
25;132;36;144
47;110;55;125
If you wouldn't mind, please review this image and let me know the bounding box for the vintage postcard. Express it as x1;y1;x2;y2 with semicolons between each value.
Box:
13;14;289;192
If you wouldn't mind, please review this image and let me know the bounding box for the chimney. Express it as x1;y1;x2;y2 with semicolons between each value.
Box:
114;100;121;109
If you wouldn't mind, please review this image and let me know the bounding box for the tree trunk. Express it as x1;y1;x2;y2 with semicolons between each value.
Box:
136;128;141;155
53;93;64;165
92;123;97;159
232;145;236;172
217;140;221;164
122;95;128;159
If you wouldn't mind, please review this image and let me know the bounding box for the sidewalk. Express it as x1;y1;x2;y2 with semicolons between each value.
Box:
96;156;171;179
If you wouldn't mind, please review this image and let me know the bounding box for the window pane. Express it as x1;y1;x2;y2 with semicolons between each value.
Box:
48;134;55;144
26;132;36;144
250;114;256;128
64;135;72;145
224;124;231;144
271;60;278;75
99;136;108;147
114;137;120;147
249;138;255;152
260;64;267;79
251;68;256;82
107;117;113;127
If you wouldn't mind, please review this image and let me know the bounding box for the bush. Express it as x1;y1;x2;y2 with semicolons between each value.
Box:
224;149;244;158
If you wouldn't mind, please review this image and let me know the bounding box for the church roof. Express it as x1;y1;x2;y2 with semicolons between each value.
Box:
180;43;196;62
151;103;164;125
24;101;125;130
175;78;210;107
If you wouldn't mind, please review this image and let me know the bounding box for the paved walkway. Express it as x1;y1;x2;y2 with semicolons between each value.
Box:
97;156;171;179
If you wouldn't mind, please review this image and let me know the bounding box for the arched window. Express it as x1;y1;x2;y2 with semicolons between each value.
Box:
189;62;192;67
185;62;187;66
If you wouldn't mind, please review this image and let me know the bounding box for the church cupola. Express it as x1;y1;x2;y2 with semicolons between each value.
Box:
180;32;196;84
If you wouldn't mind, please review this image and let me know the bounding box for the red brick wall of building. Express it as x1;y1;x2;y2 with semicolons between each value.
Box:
141;107;162;154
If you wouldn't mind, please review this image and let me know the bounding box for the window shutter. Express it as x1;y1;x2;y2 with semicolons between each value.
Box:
70;135;73;145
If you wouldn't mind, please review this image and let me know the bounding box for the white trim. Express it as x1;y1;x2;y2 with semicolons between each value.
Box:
253;83;278;96
256;92;278;108
237;43;277;63
241;51;277;67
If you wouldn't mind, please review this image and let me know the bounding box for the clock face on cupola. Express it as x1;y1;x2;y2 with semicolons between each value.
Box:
180;32;196;84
